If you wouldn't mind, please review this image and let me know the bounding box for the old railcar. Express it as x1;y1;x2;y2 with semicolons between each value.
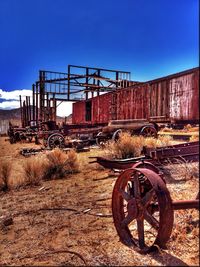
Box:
72;67;199;125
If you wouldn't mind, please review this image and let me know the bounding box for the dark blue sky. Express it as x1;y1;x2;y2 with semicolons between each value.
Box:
0;0;199;90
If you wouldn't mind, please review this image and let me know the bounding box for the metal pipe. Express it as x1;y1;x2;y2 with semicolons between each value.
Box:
36;82;38;124
23;100;26;127
32;84;35;121
19;95;23;127
152;199;199;213
28;96;32;122
172;200;199;210
26;96;29;126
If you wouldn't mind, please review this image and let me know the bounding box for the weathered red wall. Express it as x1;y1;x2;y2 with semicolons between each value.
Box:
72;67;199;124
72;101;86;124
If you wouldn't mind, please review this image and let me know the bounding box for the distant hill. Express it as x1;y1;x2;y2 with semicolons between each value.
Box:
0;108;72;123
0;108;21;120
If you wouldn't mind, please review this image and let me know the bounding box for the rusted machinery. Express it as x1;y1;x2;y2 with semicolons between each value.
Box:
96;119;158;145
7;120;61;147
91;141;199;252
7;123;38;144
91;141;199;169
112;161;199;253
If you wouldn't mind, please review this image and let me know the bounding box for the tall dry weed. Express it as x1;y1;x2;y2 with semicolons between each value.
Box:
167;161;199;181
44;148;79;180
105;133;173;159
0;160;12;191
105;132;144;159
23;155;47;186
189;135;199;142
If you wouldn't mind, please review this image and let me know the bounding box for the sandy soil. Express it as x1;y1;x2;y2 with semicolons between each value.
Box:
0;137;199;266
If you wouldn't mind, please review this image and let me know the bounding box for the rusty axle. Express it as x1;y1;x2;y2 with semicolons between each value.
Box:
151;199;199;213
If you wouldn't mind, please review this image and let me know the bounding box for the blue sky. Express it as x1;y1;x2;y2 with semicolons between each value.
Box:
0;0;199;115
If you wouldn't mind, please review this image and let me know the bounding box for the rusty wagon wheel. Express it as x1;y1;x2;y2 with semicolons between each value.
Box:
112;167;174;253
140;126;157;138
96;132;108;147
112;129;122;142
47;133;65;149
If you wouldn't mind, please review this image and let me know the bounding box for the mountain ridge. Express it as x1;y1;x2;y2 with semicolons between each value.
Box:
0;107;72;122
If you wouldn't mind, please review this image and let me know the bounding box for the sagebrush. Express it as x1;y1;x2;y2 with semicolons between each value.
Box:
105;132;173;159
44;148;79;180
0;160;12;191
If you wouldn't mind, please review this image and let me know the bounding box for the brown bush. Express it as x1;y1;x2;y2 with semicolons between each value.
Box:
44;148;79;180
23;156;47;186
105;133;174;159
105;132;144;159
0;160;12;191
157;135;173;146
189;135;199;142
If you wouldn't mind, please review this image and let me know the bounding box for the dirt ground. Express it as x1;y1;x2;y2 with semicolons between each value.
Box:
0;137;199;266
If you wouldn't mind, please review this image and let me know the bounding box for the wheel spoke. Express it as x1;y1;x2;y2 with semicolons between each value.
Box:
144;211;159;230
137;218;145;248
119;189;131;201
141;188;155;207
134;173;141;198
121;213;134;226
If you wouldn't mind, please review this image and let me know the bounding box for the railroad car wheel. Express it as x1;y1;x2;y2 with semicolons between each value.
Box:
112;167;174;253
112;129;122;142
140;126;157;138
47;133;65;149
96;132;108;147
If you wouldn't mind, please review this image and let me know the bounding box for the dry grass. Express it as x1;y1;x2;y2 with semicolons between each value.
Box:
160;124;199;133
167;161;199;181
23;155;47;186
44;148;79;180
0;160;12;191
105;132;144;159
184;124;199;132
0;136;199;266
105;132;173;159
156;135;173;146
190;135;199;142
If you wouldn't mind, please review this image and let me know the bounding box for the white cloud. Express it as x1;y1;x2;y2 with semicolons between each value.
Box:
0;89;32;101
0;89;73;117
0;100;20;109
57;101;73;117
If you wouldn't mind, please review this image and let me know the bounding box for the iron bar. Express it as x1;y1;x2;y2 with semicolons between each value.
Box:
19;95;23;127
32;84;35;121
152;200;199;213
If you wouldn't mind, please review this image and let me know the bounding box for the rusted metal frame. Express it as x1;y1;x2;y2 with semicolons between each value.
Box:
49;97;81;102
52;94;56;121
97;69;100;96
36;82;39;124
144;141;199;160
44;81;68;87
85;67;89;100
32;84;35;121
39;71;46;122
69;82;120;90
26;96;29;126
19;95;23;127
92;141;199;169
28;96;31;122
23;101;26;127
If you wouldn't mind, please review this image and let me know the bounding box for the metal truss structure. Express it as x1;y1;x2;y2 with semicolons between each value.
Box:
20;65;132;126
